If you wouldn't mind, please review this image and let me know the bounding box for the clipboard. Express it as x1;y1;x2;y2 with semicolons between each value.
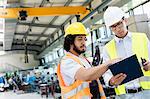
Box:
109;55;144;85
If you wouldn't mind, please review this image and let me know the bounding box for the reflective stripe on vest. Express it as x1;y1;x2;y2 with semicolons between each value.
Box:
57;53;106;99
97;79;106;99
63;82;89;98
105;32;150;95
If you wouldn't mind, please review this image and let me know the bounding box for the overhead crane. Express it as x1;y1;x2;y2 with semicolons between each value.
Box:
0;6;90;20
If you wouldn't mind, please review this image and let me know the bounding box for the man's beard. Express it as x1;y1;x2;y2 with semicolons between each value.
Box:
73;44;85;55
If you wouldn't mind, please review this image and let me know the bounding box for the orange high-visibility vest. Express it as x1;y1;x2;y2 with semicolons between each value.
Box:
57;53;106;99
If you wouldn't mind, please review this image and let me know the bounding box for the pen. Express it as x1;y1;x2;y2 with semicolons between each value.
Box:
141;57;147;66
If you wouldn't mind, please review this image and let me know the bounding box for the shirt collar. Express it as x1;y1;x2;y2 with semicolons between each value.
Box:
114;31;132;43
65;51;83;58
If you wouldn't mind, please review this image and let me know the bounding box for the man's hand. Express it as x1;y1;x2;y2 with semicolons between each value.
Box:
143;61;150;71
109;73;127;86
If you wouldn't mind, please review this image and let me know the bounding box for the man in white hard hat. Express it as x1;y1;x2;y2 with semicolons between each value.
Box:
102;6;150;99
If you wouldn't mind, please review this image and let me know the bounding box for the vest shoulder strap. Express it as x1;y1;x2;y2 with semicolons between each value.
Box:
105;39;117;59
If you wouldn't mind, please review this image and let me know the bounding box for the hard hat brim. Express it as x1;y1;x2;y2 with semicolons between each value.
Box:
64;33;89;37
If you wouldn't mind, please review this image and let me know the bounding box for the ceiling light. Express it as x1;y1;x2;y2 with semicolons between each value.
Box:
19;10;28;21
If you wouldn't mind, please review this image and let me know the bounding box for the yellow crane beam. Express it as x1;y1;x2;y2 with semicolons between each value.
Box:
0;6;88;18
80;10;90;20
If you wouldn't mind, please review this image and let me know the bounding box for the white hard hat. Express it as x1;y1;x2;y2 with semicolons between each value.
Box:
104;6;125;27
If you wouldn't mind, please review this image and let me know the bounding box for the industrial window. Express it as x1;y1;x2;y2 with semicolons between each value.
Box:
58;48;64;57
53;51;58;60
143;1;150;18
133;5;144;15
86;28;92;46
99;27;106;39
45;56;49;63
48;54;53;62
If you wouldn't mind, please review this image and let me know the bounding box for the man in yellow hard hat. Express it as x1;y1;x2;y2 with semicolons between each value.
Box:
102;6;150;99
57;22;121;99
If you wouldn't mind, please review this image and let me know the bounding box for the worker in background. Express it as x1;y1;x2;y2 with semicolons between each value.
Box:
102;6;150;99
50;77;55;98
0;76;5;92
57;22;121;99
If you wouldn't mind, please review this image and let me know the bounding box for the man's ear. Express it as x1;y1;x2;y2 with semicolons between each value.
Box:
70;44;74;51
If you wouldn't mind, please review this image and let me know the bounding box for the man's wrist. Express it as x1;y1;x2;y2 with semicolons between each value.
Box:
106;63;112;68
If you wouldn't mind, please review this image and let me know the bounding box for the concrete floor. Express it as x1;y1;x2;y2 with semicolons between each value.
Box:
0;91;61;99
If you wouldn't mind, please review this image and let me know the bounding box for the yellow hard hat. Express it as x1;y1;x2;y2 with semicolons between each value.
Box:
65;22;88;37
